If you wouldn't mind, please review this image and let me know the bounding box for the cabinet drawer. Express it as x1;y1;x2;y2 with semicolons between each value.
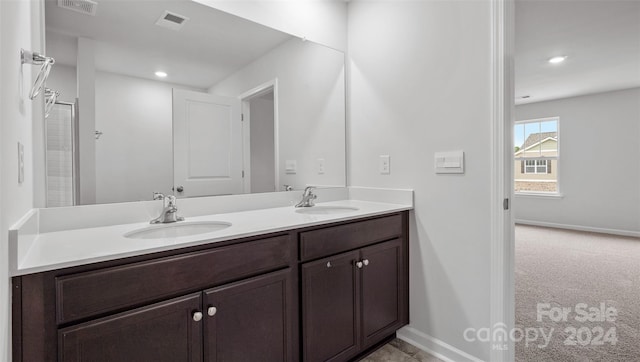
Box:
56;235;291;325
299;214;402;261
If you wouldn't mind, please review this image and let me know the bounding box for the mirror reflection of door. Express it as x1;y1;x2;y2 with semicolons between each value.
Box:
172;89;243;198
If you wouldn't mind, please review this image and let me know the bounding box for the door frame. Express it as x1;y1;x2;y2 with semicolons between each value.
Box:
238;79;280;194
490;0;515;361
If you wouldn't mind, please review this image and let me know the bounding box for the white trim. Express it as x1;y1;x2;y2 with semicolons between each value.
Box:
240;101;252;193
515;219;640;238
397;327;484;362
514;116;558;124
238;79;280;193
490;0;515;361
514;179;556;183
514;192;563;198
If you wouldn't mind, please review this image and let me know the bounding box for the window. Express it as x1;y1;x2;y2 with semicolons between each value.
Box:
514;117;559;194
524;159;548;174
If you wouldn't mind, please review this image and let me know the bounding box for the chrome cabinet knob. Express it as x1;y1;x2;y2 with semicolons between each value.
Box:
363;259;369;266
193;311;203;322
207;306;217;317
176;185;184;193
356;261;363;269
326;261;332;268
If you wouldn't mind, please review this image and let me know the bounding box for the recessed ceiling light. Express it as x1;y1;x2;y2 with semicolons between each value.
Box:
548;56;567;64
155;71;168;78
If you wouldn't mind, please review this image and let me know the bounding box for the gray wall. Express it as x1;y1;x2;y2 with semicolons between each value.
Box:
515;88;640;235
348;1;493;359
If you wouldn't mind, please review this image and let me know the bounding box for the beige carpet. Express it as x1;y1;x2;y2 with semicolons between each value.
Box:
515;225;640;361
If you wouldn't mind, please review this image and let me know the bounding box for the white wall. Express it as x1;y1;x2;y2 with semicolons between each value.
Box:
348;1;493;360
210;38;346;191
46;63;76;101
95;72;200;203
514;88;640;235
194;0;348;52
250;96;276;193
0;4;4;360
0;1;44;359
48;66;200;204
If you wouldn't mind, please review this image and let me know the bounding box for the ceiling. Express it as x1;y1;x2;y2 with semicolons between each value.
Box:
45;0;293;89
515;0;640;105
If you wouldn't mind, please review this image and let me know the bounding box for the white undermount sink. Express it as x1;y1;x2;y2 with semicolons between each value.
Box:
295;206;360;215
124;221;232;239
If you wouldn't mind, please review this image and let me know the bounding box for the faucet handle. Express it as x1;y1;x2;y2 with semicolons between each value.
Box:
165;195;177;207
153;192;165;200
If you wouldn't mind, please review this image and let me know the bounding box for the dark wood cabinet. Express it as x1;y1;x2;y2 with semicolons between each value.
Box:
13;211;409;362
302;250;361;362
301;235;408;362
361;239;404;348
204;269;294;361
60;268;294;362
58;293;203;362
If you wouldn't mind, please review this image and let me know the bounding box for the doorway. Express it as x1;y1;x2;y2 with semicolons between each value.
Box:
240;80;279;194
512;1;640;360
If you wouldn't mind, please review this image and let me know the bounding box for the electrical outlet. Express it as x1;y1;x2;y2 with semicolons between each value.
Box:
18;142;25;183
379;155;390;174
317;158;325;174
285;160;297;174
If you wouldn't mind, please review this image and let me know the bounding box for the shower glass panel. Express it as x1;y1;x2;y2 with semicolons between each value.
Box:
45;102;77;207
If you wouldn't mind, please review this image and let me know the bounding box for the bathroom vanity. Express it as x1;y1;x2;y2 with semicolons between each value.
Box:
11;199;410;362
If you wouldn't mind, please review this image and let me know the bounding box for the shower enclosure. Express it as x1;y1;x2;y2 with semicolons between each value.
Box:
45;101;79;207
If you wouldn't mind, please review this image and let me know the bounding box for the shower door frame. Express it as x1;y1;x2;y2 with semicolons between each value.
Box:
44;100;80;207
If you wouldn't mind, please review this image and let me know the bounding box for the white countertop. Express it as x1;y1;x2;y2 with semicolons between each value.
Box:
14;200;411;275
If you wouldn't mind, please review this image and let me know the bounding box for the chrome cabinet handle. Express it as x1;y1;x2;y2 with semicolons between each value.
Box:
193;311;203;322
356;261;363;269
363;259;369;266
208;306;217;317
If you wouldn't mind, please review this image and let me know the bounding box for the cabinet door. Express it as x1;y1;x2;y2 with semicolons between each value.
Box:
203;269;293;362
59;293;202;362
360;238;404;348
302;250;361;362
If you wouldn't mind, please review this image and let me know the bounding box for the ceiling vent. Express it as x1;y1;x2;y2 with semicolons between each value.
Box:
155;11;190;31
57;0;97;16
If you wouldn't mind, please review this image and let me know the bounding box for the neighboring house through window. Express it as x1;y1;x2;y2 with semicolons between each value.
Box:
524;159;548;174
514;117;559;193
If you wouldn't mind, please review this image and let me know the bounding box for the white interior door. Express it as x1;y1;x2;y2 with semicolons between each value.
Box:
173;89;243;197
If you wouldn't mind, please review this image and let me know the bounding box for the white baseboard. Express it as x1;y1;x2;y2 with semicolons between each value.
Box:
515;219;640;238
396;326;484;362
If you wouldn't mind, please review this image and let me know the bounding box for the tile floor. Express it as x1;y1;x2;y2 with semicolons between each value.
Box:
361;338;444;362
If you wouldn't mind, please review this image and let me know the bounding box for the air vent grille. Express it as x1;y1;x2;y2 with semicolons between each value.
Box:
57;0;97;16
155;11;190;31
164;13;185;25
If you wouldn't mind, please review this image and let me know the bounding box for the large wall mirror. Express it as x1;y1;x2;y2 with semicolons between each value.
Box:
43;0;346;207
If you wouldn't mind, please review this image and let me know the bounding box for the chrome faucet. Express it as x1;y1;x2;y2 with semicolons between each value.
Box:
295;186;317;208
151;193;184;224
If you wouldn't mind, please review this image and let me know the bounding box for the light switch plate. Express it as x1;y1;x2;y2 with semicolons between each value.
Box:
379;155;390;175
317;158;325;174
285;160;297;174
18;142;25;183
435;150;464;174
